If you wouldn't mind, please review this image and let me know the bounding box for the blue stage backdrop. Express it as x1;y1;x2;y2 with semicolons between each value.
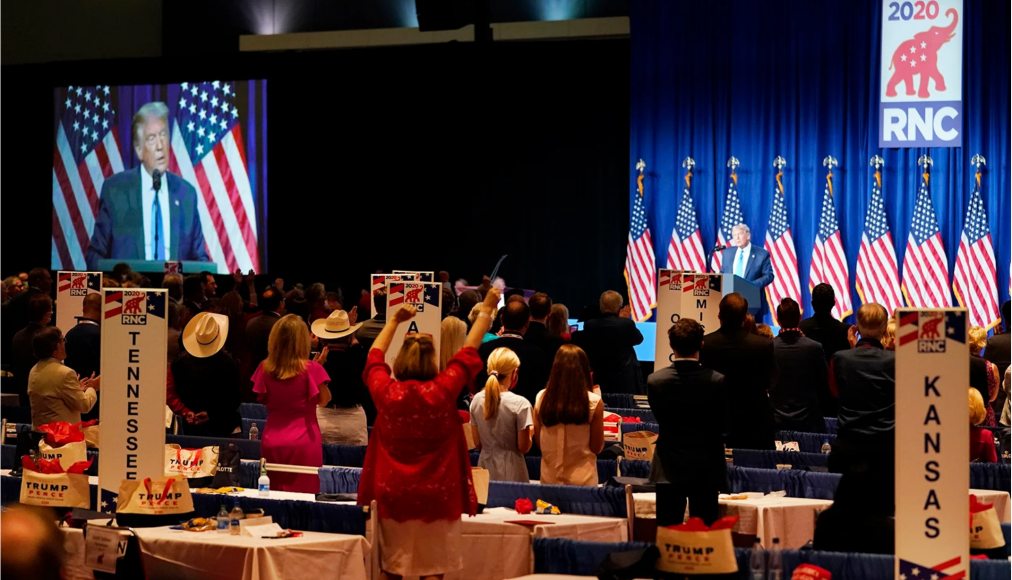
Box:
629;0;1009;323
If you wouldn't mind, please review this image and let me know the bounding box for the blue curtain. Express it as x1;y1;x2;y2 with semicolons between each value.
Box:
630;0;1009;322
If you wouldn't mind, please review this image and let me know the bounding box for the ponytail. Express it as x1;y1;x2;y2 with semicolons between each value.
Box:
483;372;502;421
482;347;521;422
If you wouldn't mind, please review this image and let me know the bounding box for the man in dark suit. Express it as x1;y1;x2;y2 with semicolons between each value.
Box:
476;299;548;406
242;287;285;398
524;292;552;352
771;297;827;433
572;290;645;394
64;293;102;421
648;318;726;526
85;101;208;270
985;300;1010;376
800;283;852;416
699;292;776;450
719;223;774;319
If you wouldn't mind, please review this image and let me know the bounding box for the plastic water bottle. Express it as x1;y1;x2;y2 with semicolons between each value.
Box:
229;501;244;535
767;537;783;580
820;440;832;455
749;538;765;580
257;458;271;497
216;504;229;533
248;422;259;441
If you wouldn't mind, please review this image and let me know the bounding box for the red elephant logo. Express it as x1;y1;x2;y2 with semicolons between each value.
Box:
123;293;145;314
919;315;943;340
405;286;423;304
885;8;958;99
70;275;86;289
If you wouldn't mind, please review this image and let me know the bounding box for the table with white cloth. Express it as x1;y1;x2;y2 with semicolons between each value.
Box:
60;524;369;580
633;492;832;549
450;507;629;580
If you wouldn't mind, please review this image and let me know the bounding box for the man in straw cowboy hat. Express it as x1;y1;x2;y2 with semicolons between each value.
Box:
170;311;242;437
311;308;372;444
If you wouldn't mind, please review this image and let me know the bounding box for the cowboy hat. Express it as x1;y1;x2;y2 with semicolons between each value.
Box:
312;309;362;340
182;312;229;358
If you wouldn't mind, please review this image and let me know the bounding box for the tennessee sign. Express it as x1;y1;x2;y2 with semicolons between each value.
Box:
880;0;963;147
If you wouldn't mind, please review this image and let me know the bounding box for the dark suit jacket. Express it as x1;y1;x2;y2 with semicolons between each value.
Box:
699;326;775;450
832;340;895;439
476;335;548;406
64;320;101;378
86;167;209;269
800;314;852;362
571;314;644;394
720;243;774;316
771;333;827;432
244;311;281;373
985;333;1010;376
647;360;727;489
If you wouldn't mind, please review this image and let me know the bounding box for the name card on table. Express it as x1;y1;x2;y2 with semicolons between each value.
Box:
99;289;167;512
56;271;102;335
654;269;688;372
894;308;968;579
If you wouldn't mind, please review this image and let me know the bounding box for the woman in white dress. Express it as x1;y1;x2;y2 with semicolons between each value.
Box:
469;347;533;482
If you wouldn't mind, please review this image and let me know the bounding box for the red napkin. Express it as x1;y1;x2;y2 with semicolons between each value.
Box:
514;498;533;514
791;563;832;580
36;420;97;447
663;515;738;531
622;416;642;423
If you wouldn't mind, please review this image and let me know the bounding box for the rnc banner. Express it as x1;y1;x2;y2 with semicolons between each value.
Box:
654;269;688;371
98;289;168;512
879;0;963;147
384;281;442;370
681;273;722;335
370;273;416;319
55;271;101;335
894;308;968;579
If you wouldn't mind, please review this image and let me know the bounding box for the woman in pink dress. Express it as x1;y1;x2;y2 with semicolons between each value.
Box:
252;314;331;492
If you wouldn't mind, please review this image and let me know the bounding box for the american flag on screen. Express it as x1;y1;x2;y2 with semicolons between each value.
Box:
666;170;707;273
953;170;999;330
902;170;951;308
624;160;656;322
764;168;801;323
809;169;852;319
855;168;903;315
52;85;126;270
169;81;259;274
710;169;745;272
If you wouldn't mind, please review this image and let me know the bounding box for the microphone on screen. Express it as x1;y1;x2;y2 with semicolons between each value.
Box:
152;169;163;192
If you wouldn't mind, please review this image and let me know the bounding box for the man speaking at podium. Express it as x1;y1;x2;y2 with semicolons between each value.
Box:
719;224;774;318
86;101;208;270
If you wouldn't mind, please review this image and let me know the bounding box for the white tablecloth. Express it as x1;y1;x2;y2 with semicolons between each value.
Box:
450;507;629;580
61;525;369;580
633;492;832;549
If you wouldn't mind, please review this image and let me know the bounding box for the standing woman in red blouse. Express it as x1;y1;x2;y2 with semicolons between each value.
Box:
359;288;500;580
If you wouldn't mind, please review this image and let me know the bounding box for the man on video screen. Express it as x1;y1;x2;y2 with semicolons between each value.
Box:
85;101;208;269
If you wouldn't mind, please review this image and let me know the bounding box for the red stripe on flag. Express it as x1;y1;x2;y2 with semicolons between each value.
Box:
76;157;101;217
52;149;92;254
52;213;74;270
192;162;240;273
212;134;259;266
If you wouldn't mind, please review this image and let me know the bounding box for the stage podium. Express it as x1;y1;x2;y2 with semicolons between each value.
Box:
96;259;218;275
723;274;762;317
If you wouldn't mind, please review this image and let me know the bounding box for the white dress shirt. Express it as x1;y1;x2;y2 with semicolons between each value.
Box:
141;168;171;260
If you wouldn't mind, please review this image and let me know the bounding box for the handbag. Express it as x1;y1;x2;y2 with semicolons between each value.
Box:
970;494;1005;550
116;476;194;515
211;443;242;488
38;439;88;471
164;444;219;479
656;516;739;575
20;469;91;508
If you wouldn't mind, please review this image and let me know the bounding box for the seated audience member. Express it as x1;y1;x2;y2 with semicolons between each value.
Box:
814;302;894;555
11;293;54;406
1;505;66;580
770;298;827;433
358;289;499;580
533;344;605;486
969;388;997;463
648;318;726;526
171;312;242;437
800;283;851;361
572;290;645;395
312;309;371;444
470;347;533;482
253;314;331;493
969;326;999;426
28;327;100;428
699;293;776;450
477;299;548;405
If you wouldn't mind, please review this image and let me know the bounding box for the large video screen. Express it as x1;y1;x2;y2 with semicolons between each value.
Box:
51;80;267;274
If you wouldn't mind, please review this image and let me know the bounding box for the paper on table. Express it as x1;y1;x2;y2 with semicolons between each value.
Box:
242;523;285;538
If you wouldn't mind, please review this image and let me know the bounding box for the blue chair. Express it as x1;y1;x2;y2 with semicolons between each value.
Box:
533;538;654;575
602;393;637;408
239;402;268;419
318;466;362;494
776;430;836;453
731;449;829;470
487;481;628;517
607;407;657;422
970;462;1011;491
824;416;838;434
322;444;367;468
190;493;367;535
240;418;266;439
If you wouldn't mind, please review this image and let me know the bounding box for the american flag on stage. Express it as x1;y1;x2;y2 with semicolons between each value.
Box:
625;160;656;322
953;170;999;330
764;168;801;323
52;85;126;270
898;555;965;580
902;170;951;308
169;81;259;274
710;170;745;272
666;170;707;273
809;169;852;319
856;167;903;315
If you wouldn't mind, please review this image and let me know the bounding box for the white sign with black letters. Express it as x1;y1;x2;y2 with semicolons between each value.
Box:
654;269;688;371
